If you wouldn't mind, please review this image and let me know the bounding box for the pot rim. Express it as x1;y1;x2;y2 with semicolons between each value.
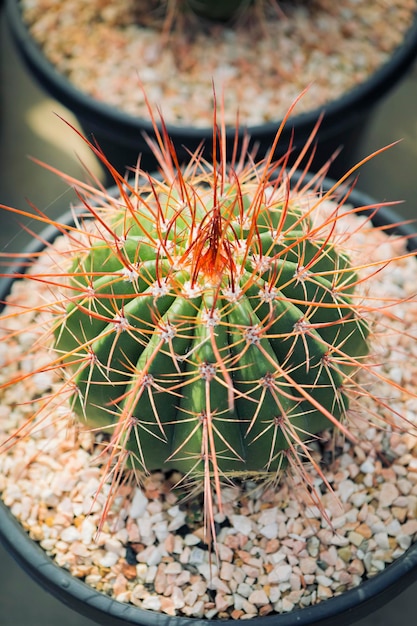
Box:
0;178;417;626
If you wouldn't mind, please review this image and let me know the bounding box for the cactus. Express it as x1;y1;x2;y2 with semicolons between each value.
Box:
1;97;413;544
47;103;376;517
54;155;369;491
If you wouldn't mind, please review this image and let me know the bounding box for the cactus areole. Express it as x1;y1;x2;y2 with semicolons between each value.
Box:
53;144;370;496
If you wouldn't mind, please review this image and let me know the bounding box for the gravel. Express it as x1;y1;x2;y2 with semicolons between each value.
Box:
1;193;417;619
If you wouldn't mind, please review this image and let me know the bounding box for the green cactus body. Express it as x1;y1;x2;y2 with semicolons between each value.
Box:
54;176;369;483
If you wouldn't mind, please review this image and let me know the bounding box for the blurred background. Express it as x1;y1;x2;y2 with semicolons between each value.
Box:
1;4;417;625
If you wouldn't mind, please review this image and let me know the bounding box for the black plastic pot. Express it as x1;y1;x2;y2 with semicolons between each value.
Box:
1;178;417;626
5;0;417;180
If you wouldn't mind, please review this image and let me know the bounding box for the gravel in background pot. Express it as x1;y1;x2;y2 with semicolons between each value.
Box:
5;0;417;179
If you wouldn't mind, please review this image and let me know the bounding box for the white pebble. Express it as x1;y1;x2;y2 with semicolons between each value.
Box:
338;480;356;503
136;563;147;580
220;561;235;581
165;561;182;575
137;545;163;566
80;518;96;545
241;600;257;615
360;460;375;473
379;483;399;508
167;510;186;531
299;557;317;575
145;565;157;584
33;372;53;393
268;564;292;583
257;507;279;526
153;520;169;542
210;576;231;594
60;526;80;543
233;594;246;611
231;514;253;536
184;590;198;607
104;538;124;555
189;547;207;565
130;488;149;518
269;586;281;603
316;574;333;587
198;563;217;581
141;595;161;611
373;532;389;550
237;582;252;598
260;522;278;539
386;519;401;536
99;551;119;568
397;535;412;550
184;533;201;546
248;589;269;606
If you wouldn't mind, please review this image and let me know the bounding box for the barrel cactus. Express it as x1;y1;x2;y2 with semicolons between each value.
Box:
56;168;368;478
31;109;372;523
